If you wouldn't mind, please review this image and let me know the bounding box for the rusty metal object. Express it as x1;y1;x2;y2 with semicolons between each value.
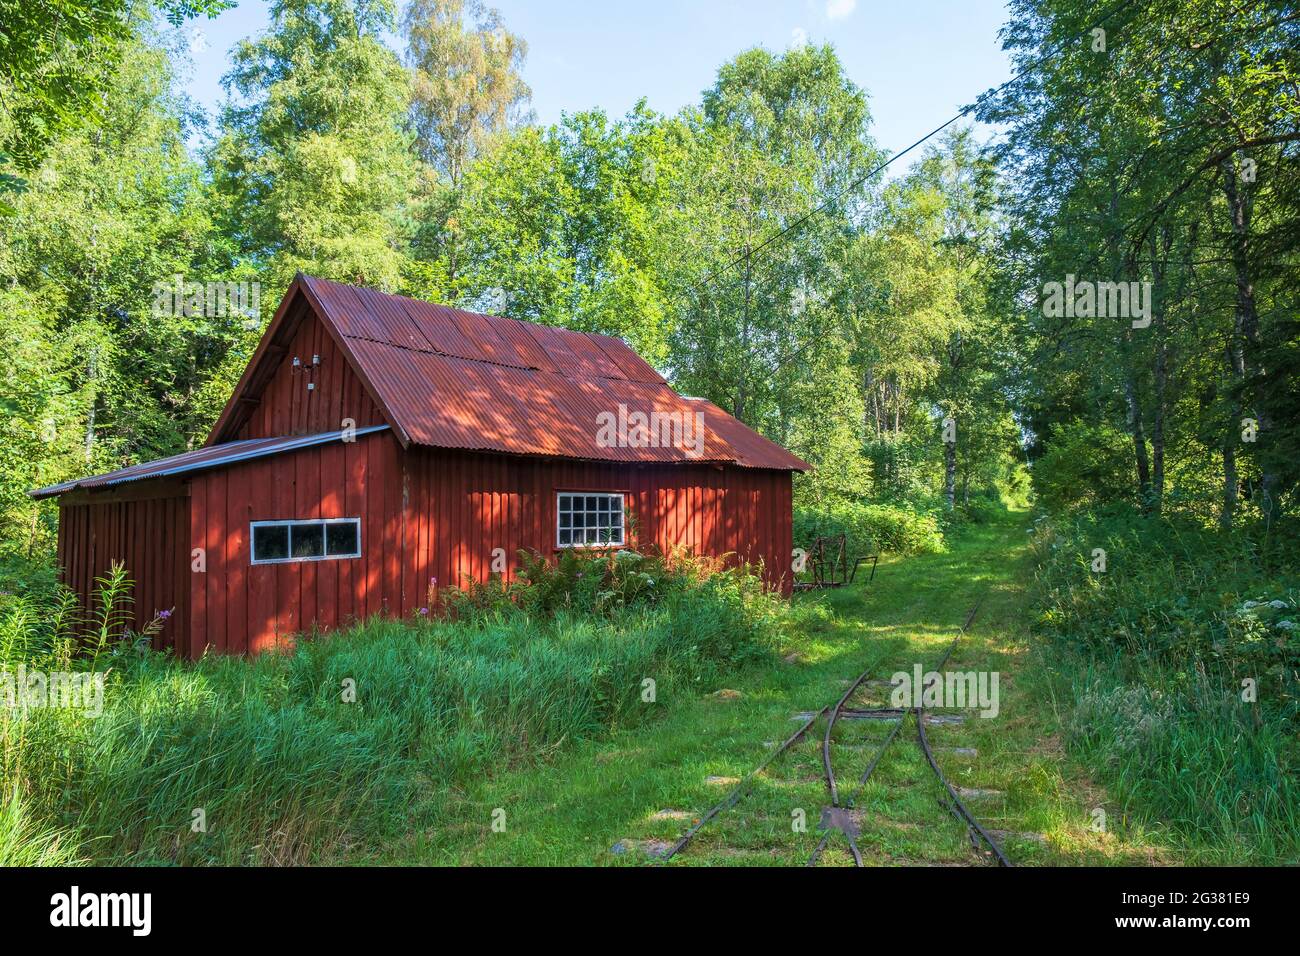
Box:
819;806;859;838
913;595;1011;867
793;533;878;590
917;709;1012;867
661;651;883;863
850;554;879;583
822;659;878;808
283;276;810;471
659;700;833;862
838;707;907;720
666;595;1011;869
806;597;988;868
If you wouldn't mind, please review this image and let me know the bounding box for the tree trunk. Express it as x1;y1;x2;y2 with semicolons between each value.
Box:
84;348;98;463
734;248;752;422
1150;230;1169;512
1124;366;1151;504
944;429;956;511
1220;158;1278;523
1221;407;1239;529
1110;182;1151;508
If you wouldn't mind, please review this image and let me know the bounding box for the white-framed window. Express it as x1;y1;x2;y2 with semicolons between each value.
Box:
250;518;362;564
557;492;625;548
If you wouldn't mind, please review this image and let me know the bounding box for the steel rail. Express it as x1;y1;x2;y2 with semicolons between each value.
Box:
660;644;891;862
821;664;877;808
658;700;833;861
666;596;1004;867
805;712;907;866
913;595;1011;867
806;596;986;867
917;710;1013;867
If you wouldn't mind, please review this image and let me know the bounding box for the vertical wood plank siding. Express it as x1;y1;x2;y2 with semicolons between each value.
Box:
231;296;387;440
181;435;791;658
56;486;189;652
55;300;796;659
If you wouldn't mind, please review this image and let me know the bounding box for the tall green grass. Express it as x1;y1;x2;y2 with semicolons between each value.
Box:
1;550;790;864
1030;505;1300;862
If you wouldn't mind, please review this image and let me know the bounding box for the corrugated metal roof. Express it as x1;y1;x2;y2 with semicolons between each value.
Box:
30;426;389;500
298;276;809;471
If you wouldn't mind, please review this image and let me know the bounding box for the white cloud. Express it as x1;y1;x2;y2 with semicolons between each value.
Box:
790;27;809;50
826;0;857;20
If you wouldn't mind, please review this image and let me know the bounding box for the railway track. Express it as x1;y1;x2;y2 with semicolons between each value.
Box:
661;596;1011;867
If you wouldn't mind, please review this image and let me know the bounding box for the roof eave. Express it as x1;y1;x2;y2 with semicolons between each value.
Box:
30;426;390;500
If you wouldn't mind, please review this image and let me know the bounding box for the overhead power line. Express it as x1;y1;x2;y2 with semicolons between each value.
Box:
671;0;1150;316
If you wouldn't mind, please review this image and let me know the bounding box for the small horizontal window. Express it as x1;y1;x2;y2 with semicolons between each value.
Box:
251;519;362;564
557;492;625;548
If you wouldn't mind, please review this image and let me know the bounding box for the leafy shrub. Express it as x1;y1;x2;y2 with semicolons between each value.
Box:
445;547;716;619
958;489;1006;525
1030;505;1299;682
1030;505;1300;859
1031;421;1133;512
794;499;946;559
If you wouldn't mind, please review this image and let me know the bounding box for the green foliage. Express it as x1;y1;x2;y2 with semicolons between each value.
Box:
985;0;1300;523
211;0;416;294
794;500;946;559
0;552;787;864
1031;421;1134;512
0;0;231;213
447;105;679;366
404;0;531;182
1030;506;1300;854
3;13;1024;568
0;34;235;553
4;0;1296;865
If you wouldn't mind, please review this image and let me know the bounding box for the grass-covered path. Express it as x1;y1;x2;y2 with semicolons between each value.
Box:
350;509;1168;866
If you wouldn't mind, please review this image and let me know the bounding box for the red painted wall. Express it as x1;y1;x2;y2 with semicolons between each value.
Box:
231;295;386;440
186;428;403;657
182;432;791;657
399;446;792;612
57;484;189;652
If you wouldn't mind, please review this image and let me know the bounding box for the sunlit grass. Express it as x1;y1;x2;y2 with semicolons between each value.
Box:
1;551;790;864
354;510;1169;866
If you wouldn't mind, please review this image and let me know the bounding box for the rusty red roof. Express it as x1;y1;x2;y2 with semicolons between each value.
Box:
30;427;389;500
281;275;808;470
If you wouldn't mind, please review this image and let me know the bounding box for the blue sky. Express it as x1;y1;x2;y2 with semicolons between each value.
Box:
174;0;1013;164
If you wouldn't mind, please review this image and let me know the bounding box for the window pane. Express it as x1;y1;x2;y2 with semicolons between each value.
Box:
291;523;325;558
253;524;289;561
557;493;630;547
326;521;359;556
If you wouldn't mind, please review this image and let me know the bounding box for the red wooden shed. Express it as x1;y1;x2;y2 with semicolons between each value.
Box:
32;276;809;658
